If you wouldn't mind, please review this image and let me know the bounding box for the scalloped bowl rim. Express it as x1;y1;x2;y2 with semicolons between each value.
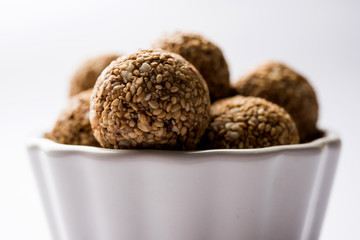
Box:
27;130;340;157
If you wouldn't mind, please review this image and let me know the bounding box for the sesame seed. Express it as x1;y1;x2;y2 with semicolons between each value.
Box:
149;101;159;109
158;111;167;118
126;63;135;72
136;86;143;96
171;104;181;113
160;95;170;100
156;74;163;83
125;92;131;102
129;86;135;95
121;71;132;82
180;98;186;108
166;103;172;112
180;127;187;136
133;69;140;76
138;122;150;132
151;108;163;117
173;110;181;119
154;121;164;127
225;122;233;129
185;103;190;112
144;93;152;101
165;82;171;89
129;120;136;127
170;86;179;93
172;126;179;132
136;77;143;85
129;132;137;138
139;62;151;73
258;122;265;131
258;116;267;122
139;113;147;123
131;104;139;111
134;128;143;135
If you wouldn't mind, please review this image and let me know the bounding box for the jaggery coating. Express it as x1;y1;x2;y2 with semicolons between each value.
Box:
152;32;231;101
90;49;211;150
205;95;299;149
69;54;119;97
47;89;99;146
234;62;318;142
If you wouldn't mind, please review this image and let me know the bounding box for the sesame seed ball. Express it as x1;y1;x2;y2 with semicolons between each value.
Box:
152;32;231;101
90;49;211;150
234;62;319;142
69;54;120;97
205;95;299;149
47;89;99;147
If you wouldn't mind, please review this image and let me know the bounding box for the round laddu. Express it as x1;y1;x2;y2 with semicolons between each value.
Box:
205;95;299;149
152;32;231;101
90;49;211;150
46;89;99;147
234;62;319;142
69;54;120;97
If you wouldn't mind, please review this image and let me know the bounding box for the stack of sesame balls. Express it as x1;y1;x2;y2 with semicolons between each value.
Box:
46;32;321;150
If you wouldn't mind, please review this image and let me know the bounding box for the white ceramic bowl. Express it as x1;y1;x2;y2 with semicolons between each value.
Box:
27;132;340;240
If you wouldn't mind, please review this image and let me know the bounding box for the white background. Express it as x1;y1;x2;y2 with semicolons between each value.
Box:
0;0;359;239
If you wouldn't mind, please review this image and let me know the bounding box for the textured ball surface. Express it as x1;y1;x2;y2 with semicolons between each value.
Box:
153;32;231;101
205;95;299;149
90;49;211;150
234;62;318;142
47;89;99;146
69;54;119;97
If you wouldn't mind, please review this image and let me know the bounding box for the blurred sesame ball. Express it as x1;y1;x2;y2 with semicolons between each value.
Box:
46;89;99;147
90;49;211;150
69;54;120;97
204;95;299;149
234;62;319;142
152;32;231;101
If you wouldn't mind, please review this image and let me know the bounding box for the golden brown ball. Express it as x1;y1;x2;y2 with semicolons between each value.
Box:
152;32;231;101
90;49;211;150
69;54;119;97
234;62;318;142
47;89;99;146
204;95;299;149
